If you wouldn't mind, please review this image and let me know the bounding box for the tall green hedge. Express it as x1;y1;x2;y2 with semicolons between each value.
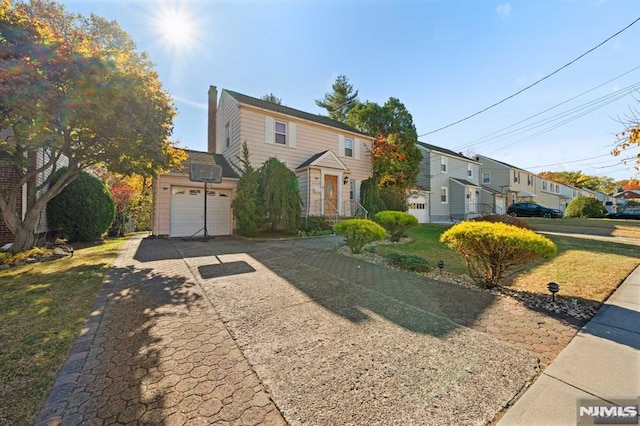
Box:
48;168;115;242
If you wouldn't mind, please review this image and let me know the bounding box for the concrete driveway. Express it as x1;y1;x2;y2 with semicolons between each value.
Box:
174;235;575;425
37;235;579;425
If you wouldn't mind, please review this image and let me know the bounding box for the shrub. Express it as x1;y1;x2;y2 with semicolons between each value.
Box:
300;216;332;236
360;177;386;217
259;157;302;232
440;221;557;288
565;196;607;218
379;186;407;212
334;219;386;254
385;252;430;272
232;143;264;236
48;169;115;242
374;210;418;242
470;213;531;230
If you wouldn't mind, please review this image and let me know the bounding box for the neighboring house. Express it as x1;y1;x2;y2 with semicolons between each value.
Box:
536;176;571;211
211;86;373;220
414;142;482;222
152;86;374;237
475;155;538;208
0;128;68;245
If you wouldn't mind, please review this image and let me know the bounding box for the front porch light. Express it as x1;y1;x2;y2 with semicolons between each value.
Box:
343;175;350;185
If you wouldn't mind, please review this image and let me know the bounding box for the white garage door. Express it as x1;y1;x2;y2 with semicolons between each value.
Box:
170;186;231;237
407;196;429;224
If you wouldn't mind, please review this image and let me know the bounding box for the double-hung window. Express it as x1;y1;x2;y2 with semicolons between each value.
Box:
225;122;230;148
440;187;448;203
344;138;353;158
482;172;491;184
275;121;287;145
467;164;472;178
441;157;448;173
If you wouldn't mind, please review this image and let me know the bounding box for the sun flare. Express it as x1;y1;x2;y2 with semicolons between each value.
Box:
154;6;196;49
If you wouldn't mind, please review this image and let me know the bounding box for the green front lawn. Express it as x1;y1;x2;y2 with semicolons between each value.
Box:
0;236;129;426
375;223;640;304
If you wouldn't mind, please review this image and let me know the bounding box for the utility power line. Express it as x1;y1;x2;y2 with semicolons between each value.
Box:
418;16;640;137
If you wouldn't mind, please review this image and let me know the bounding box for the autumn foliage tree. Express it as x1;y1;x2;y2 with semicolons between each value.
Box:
346;98;423;194
0;0;184;251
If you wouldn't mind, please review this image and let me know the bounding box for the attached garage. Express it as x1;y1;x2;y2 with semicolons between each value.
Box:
152;150;239;238
170;186;232;237
407;194;429;223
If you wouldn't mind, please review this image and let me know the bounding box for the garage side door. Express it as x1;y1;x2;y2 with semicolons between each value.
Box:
170;187;231;237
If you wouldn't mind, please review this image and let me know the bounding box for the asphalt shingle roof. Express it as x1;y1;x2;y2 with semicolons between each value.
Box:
417;142;478;162
174;149;239;179
223;90;369;137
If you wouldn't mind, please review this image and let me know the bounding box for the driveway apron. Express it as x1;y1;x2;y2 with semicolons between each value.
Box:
175;236;579;425
35;235;285;426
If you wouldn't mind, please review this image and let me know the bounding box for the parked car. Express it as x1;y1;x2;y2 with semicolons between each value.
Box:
605;208;640;220
507;202;563;218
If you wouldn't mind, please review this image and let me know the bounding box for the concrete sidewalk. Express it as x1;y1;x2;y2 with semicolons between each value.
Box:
498;265;640;425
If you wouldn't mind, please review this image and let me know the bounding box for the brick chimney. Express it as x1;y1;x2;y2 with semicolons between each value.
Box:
207;85;218;153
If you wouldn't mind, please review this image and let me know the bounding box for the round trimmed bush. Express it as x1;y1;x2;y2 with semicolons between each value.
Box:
469;213;531;229
565;196;607;218
440;221;557;288
48;168;115;242
334;219;386;254
373;210;419;242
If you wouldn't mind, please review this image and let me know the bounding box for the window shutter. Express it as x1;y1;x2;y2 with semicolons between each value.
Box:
354;138;360;160
289;122;296;148
355;180;360;203
338;135;345;157
265;117;275;144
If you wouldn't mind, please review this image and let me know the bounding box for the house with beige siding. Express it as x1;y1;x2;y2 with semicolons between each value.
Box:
152;86;374;237
535;176;571;211
475;154;538;209
211;87;373;221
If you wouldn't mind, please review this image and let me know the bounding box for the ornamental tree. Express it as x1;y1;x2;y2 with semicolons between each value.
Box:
346;98;422;190
0;0;184;252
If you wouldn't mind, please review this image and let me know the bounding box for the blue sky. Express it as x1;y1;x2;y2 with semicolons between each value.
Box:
60;0;640;182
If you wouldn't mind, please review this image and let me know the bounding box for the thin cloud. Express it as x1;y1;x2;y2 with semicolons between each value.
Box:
172;95;208;110
496;3;512;18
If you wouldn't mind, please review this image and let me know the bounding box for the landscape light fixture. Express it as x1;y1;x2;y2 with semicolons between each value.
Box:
547;282;560;301
437;260;444;271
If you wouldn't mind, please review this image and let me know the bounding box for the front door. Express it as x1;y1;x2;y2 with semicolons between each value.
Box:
324;175;338;214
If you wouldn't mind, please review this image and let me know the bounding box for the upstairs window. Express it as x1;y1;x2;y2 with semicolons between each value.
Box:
440;187;448;203
344;138;353;158
225;122;230;148
275;121;287;145
482;172;491;184
467;164;472;178
513;171;519;183
543;181;548;191
441;157;448;173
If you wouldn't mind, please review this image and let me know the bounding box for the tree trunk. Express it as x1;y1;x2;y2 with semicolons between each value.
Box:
11;225;37;253
2;199;41;253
